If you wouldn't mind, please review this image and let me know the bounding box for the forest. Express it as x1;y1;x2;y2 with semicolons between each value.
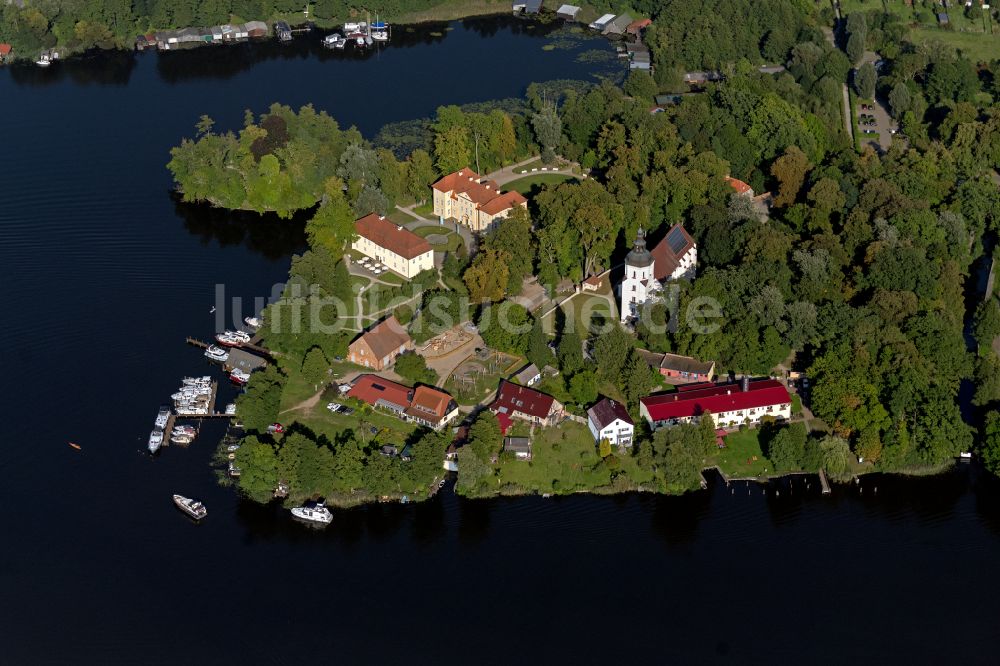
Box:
173;3;1000;503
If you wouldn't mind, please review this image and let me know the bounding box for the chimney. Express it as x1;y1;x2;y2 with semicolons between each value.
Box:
741;376;750;393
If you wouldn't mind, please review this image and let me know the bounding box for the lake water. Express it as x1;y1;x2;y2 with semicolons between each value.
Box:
1;17;999;664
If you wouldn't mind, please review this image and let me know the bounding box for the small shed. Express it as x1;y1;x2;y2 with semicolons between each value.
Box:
937;12;949;25
177;27;202;43
514;363;542;387
556;4;581;20
589;13;616;31
503;436;532;460
234;24;249;40
582;275;603;292
521;0;544;14
211;26;224;42
630;52;651;70
603;14;633;36
245;21;268;38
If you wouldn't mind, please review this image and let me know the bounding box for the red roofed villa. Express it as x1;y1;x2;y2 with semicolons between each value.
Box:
725;176;754;197
347;316;413;371
348;375;459;430
431;168;528;232
352;213;434;278
640;378;791;430
490;380;564;428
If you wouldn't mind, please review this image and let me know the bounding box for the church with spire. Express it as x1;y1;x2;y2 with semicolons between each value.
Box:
618;224;697;323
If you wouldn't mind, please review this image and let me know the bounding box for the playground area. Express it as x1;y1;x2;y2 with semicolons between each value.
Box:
445;348;523;405
417;326;474;359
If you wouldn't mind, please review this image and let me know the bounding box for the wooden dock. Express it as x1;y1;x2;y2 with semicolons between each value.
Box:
186;336;274;359
162;380;231;446
819;468;831;495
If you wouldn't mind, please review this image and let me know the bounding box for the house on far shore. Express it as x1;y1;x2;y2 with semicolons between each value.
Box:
503;436;533;460
405;385;460;431
431;168;527;233
659;353;716;385
0;44;12;63
490;380;564;432
352;213;434;278
556;4;581;20
603;14;632;36
639;378;792;430
347;316;412;371
348;375;459;431
589;13;616;31
625;18;652;39
513;0;543;15
587;398;634;448
513;363;542;387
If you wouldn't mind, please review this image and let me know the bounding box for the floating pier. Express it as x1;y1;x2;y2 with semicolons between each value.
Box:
186;336;273;358
819;468;831;495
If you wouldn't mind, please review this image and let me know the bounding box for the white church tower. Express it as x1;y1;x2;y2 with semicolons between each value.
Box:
619;228;658;322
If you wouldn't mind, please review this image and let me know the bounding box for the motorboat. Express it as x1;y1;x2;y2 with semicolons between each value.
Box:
182;376;211;385
204;345;229;362
290;503;333;525
228;462;241;477
230;369;251;385
154;406;170;429
343;21;361;32
225;403;237;415
244;316;262;330
170;433;194;445
173;494;207;520
173;425;196;436
226;444;240;453
215;330;250;347
323;33;342;47
148;428;164;453
371;20;389;41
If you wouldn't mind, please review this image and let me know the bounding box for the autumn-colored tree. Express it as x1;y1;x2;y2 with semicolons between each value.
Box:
770;146;810;208
464;249;510;303
598;438;612;458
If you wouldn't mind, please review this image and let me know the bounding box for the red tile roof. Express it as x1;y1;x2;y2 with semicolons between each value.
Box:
641;380;791;421
405;385;454;423
0;44;12;56
352;316;411;360
348;374;412;410
354;213;432;260
432;168;525;215
587;398;633;431
491;380;556;420
725;176;753;195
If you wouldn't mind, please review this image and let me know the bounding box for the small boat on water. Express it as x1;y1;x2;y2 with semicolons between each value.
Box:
244;316;262;330
173;494;207;520
204;345;229;362
154;405;170;429
68;442;82;450
215;330;251;347
290;503;332;525
230;369;251;385
226;444;240;453
148;428;164;453
170;433;194;445
371;19;389;42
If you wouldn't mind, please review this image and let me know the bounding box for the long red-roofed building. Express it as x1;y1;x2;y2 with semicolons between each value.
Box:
431;168;527;232
348;375;459;430
639;379;791;429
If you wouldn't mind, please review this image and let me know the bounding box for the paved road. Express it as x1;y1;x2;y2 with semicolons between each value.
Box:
859;50;894;152
486;156;580;187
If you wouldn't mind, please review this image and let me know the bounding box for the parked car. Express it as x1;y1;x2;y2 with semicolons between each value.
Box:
327;402;342;413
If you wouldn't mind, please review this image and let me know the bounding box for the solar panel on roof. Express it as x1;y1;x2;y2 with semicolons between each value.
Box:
666;226;689;255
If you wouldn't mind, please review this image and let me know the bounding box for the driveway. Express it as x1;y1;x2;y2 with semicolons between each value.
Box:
486;157;581;187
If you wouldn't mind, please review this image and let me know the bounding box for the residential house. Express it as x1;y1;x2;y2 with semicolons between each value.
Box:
659;353;716;384
513;0;543;14
349;375;460;431
725;176;754;198
352;213;434;278
0;44;12;63
639;378;792;430
626;18;652;38
347;316;412;371
556;4;582;20
587;398;635;447
513;363;541;387
619;225;697;322
404;385;460;430
582;275;603;292
245;21;269;38
431;168;527;233
503;436;533;460
490;380;564;431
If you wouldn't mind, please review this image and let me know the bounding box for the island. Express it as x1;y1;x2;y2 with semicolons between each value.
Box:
160;0;1000;510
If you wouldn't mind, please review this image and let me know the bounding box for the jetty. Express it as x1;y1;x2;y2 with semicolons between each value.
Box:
819;468;832;495
186;336;273;359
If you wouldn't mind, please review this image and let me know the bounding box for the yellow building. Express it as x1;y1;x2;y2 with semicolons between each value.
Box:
352;214;434;279
431;168;528;232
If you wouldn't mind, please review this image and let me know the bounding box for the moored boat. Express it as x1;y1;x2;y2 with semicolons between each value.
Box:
204;345;229;362
148;428;164;453
154;405;170;429
173;494;207;520
230;368;251;385
290;503;332;525
244;316;262;330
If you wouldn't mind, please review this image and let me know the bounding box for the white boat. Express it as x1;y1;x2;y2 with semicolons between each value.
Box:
226;444;241;453
204;345;229;362
343;22;361;32
36;58;51;67
959;452;973;462
290;504;333;525
173;425;196;435
182;376;211;384
225;403;237;415
244;316;262;330
230;368;251;385
173;494;207;520
154;406;170;429
323;33;342;47
148;428;164;453
355;35;365;46
170;434;194;444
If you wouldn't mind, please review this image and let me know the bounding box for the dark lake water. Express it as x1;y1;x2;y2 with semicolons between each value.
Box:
2;16;1000;664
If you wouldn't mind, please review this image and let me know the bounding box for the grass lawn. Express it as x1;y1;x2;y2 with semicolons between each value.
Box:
411;225;464;253
791;393;802;415
909;26;1000;61
445;366;505;406
387;208;418;226
412;202;434;218
496;421;654;494
710;429;772;478
541;291;618;337
505;173;578;196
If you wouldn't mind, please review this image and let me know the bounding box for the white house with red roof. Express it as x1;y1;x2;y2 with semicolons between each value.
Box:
587;397;634;447
619;225;696;322
639;378;791;430
490;380;564;431
431;168;528;232
352;213;434;278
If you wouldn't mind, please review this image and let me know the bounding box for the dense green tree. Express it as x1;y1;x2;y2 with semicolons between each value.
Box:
234;436;279;503
394;352;438;385
766;423;807;471
854;63;876;100
531;102;563;164
236;366;285;433
526;318;554;371
623;70;658;102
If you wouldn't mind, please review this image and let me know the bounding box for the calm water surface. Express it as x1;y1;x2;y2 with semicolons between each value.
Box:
1;17;999;664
